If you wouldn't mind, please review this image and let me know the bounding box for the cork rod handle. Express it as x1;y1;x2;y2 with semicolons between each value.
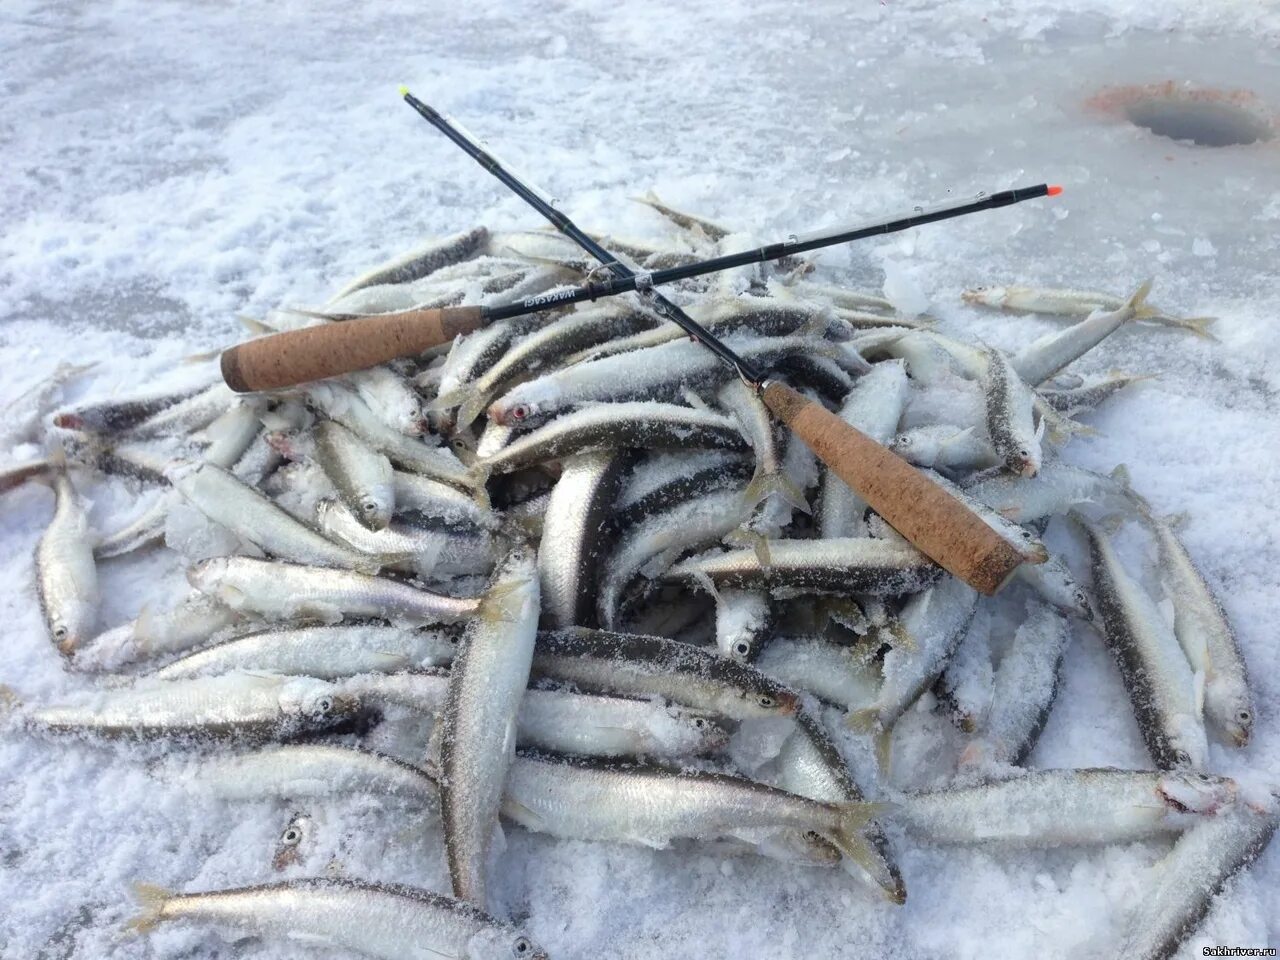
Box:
761;381;1023;595
220;307;486;393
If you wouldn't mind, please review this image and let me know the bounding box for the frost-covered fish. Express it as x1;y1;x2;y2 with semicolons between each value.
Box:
1040;371;1155;417
538;450;631;629
598;485;749;628
339;669;730;759
24;672;357;740
777;711;905;902
346;366;428;437
756;637;877;713
1114;800;1278;960
982;347;1042;477
51;382;213;435
175;743;441;806
891;424;1000;474
892;768;1236;847
439;545;540;907
76;593;241;670
922;469;1049;565
477;401;747;478
817;360;911;539
532;627;800;720
328;226;490;301
663;538;942;598
963;461;1125;524
961;602;1072;769
1009;281;1152;387
632;191;731;241
962;281;1215;338
127;877;547;960
313;419;395;529
502;752;884;871
36;465;98;655
188;557;481;625
316;498;498;577
444;303;657;431
1012;550;1094;620
148;624;457;681
486;334;820;426
175;462;376;571
394;471;500;530
1129;496;1253;747
717;378;807;520
850;576;978;746
1073;513;1208;770
713;588;773;663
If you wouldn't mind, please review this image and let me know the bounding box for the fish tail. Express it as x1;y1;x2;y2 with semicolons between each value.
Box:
451;395;488;435
725;528;773;569
1124;278;1154;317
1175;316;1219;340
742;469;810;516
827;803;895;889
467;465;492;505
0;684;22;719
126;882;172;934
845;708;880;733
873;726;893;774
957;740;985;769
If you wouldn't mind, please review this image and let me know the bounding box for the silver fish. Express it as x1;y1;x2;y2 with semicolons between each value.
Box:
187;557;480;625
777;711;905;902
891;768;1236;847
316;498;498;578
632;191;731;241
127;877;547;960
713;588;773;663
346;366;428;437
598;485;749;628
36;467;99;655
891;424;1000;474
921;469;1049;565
25;672;357;740
1115;800;1277;960
51;382;211;435
1073;513;1208;770
174;462;377;572
982;346;1042;477
439;546;540;907
717;378;807;522
963;461;1125;524
1040;371;1156;417
1012;550;1094;619
960;601;1072;769
1130;496;1253;747
503;752;882;867
175;743;441;807
477;401;748;478
962;281;1214;338
755;637;878;713
533;627;800;720
147;624;457;681
1010;281;1152;387
663;538;942;598
328;227;490;301
538;450;631;629
314;419;395;529
393;471;499;530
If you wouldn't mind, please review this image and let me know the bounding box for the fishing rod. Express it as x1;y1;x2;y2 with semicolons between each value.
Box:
396;90;1053;595
216;93;1059;594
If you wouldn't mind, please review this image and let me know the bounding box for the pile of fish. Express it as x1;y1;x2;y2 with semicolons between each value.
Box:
3;196;1273;960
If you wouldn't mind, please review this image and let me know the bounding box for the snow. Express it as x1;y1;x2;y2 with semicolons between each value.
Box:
3;0;1280;958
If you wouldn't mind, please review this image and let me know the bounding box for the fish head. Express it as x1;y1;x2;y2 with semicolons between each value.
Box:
185;557;229;593
1071;586;1095;621
359;485;395;530
961;286;1006;307
271;812;314;870
1158;771;1237;816
279;679;361;727
669;708;732;755
1207;677;1253;748
465;929;549;960
890;431;935;466
728;683;801;720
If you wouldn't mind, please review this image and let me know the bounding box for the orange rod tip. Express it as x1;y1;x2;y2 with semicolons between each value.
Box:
1046;184;1064;197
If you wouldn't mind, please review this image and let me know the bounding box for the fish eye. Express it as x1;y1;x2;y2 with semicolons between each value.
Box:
733;641;751;658
803;830;822;842
281;827;301;844
1196;774;1213;783
511;404;530;421
757;695;776;708
361;500;378;514
1174;750;1191;766
692;717;707;729
1237;710;1251;722
512;937;532;956
52;625;68;640
317;697;333;713
1018;448;1030;458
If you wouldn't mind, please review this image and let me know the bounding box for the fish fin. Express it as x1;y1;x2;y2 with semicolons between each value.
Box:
1125;279;1154;316
236;314;272;335
1166;511;1191;531
725;528;772;569
937;425;976;450
181;349;223;363
1192;669;1206;713
845;709;880;733
742;470;810;516
821;597;870;634
0;684;23;718
428;387;467;413
503;795;550;832
1174;316;1218;340
883;621;917;653
826;804;895;882
126;883;172;934
1099;513;1127;535
479;580;527;625
873;726;893;774
1109;463;1131;488
451;395;489;434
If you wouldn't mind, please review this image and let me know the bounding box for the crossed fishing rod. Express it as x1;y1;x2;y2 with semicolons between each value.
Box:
219;89;1061;595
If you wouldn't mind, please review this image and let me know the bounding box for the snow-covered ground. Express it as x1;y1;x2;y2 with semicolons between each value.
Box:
2;0;1279;957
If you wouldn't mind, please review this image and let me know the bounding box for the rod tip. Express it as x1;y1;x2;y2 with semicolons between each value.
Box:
1046;184;1064;197
397;85;410;98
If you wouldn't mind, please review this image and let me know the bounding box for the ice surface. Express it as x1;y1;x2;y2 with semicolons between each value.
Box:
3;0;1280;957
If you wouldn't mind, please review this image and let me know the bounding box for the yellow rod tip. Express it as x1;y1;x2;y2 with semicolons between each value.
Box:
398;85;410;97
